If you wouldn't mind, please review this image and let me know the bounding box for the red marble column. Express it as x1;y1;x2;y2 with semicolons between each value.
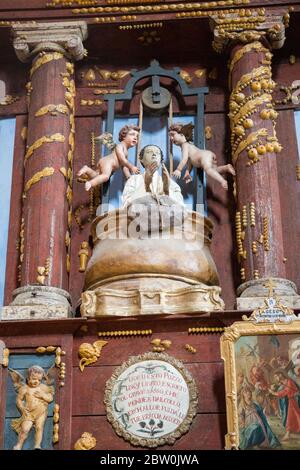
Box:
228;40;300;308
210;10;300;308
21;52;73;290
229;42;286;282
5;22;88;317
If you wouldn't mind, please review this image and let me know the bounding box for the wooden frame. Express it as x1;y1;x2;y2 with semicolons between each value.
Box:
221;308;300;450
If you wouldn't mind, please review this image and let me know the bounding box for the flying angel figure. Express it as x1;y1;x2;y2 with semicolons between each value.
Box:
77;124;140;191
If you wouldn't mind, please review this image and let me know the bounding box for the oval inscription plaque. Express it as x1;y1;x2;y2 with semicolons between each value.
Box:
104;352;198;447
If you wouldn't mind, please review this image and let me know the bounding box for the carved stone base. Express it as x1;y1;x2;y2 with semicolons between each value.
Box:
1;305;70;320
0;285;71;320
236;277;300;310
80;283;225;317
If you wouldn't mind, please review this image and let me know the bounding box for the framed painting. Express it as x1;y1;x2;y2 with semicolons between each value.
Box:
221;297;300;450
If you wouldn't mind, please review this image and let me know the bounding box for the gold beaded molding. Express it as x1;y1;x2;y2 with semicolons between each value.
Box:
36;345;66;387
47;0;97;6
188;327;225;334
72;0;251;16
53;404;60;444
61;62;75;273
119;22;162;30
98;329;152;337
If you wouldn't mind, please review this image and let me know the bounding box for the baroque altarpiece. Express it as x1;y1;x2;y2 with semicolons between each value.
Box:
0;0;300;450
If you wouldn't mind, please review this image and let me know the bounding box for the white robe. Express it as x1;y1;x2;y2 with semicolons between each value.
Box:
121;171;184;208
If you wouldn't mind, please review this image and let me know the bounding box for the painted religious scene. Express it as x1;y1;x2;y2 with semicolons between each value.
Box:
235;334;300;450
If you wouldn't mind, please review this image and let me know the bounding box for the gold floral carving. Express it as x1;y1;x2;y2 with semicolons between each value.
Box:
104;352;198;447
233;128;268;163
96;69;130;81
35;104;68;117
98;330;152;337
275;83;300;105
21;127;27;141
228;41;269;88
0;95;19;106
74;432;97;450
24;167;55;194
59;167;67;178
24;133;65;164
36;345;66;387
185;344;196;353
37;257;50;285
1;348;10;367
78;340;108;372
194;69;206;78
30;52;64;78
230;94;272;127
80;99;103;106
221;319;300;449
232;66;271;95
179;70;192;85
53;404;59;444
205;126;212;140
94;89;124;95
150;338;171;353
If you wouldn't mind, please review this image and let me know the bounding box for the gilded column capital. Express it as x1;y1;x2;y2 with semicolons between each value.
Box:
12;21;88;63
210;9;289;53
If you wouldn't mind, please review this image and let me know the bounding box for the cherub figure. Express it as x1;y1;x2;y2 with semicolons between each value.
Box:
77;124;140;191
9;365;55;450
169;122;235;190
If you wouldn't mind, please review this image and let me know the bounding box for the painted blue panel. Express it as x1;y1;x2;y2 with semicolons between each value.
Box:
295;110;300;160
104;115;200;210
0;117;16;307
4;417;53;450
8;354;55;370
4;354;55;450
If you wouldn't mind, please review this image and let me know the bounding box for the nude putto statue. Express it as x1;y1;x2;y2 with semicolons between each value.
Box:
77;124;140;191
169;122;235;189
9;365;54;450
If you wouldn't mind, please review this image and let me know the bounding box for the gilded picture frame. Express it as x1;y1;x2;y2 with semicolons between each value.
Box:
221;316;300;450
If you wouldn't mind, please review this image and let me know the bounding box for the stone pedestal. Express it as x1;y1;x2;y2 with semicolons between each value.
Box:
236;278;300;310
1;285;71;320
